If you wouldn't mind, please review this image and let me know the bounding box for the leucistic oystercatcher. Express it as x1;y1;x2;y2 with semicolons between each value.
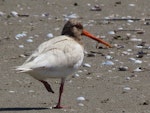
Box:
16;19;111;109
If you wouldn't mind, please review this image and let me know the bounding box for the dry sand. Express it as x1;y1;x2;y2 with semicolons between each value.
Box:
0;0;150;113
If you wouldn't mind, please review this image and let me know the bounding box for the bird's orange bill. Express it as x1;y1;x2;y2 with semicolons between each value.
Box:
82;29;112;48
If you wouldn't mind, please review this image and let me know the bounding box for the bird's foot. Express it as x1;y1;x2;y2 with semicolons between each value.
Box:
53;105;64;109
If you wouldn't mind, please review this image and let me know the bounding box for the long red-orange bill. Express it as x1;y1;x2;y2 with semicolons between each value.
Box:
82;29;112;48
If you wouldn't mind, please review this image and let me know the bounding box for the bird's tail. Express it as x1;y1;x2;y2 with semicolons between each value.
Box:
15;66;32;73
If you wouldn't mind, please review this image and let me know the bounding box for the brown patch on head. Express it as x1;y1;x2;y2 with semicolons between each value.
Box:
61;19;83;38
68;19;83;29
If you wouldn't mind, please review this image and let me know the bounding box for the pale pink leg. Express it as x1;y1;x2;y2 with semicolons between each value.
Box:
54;78;65;109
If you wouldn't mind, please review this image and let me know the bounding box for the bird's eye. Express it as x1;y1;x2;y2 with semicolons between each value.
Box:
74;24;83;29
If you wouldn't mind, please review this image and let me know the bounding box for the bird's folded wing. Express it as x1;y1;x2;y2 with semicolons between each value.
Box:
17;36;84;72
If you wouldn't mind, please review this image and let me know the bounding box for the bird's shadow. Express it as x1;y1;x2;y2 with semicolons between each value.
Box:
0;107;50;111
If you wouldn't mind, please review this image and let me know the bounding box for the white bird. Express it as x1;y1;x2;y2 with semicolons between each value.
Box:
16;19;111;109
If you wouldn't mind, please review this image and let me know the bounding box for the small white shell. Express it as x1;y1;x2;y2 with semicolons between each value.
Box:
47;33;53;38
127;20;134;23
129;58;142;64
78;103;84;106
134;60;142;64
105;55;113;60
9;90;15;93
108;31;115;35
127;49;132;52
15;32;27;40
67;13;79;18
130;38;142;42
76;96;85;101
122;51;130;55
135;46;143;49
134;67;142;72
73;73;80;77
18;45;24;48
26;39;33;43
118;27;123;30
102;61;114;65
10;11;18;17
83;63;91;68
129;58;136;61
128;4;135;7
0;11;5;16
124;87;131;91
64;13;79;20
126;77;131;80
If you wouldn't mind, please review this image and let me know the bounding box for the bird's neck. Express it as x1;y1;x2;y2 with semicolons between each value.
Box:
72;36;83;46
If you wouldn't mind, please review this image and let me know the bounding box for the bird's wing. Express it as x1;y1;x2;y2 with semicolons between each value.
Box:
24;36;68;63
17;36;84;72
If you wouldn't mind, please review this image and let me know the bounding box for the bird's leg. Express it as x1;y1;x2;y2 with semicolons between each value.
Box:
54;78;65;109
39;80;54;93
